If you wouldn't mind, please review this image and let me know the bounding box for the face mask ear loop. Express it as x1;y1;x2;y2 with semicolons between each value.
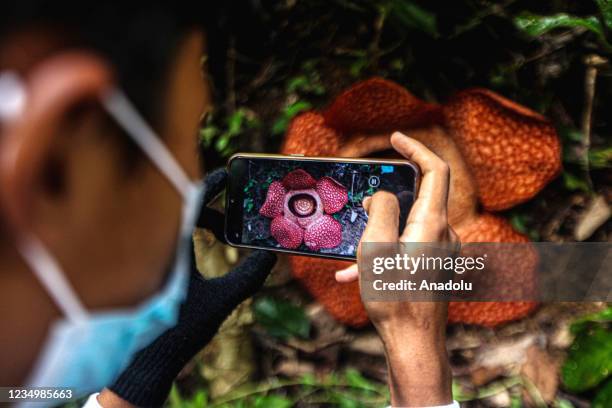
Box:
18;236;89;322
0;71;88;322
0;71;26;123
101;89;194;201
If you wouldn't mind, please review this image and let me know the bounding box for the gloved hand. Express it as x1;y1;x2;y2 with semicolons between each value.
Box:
109;168;277;407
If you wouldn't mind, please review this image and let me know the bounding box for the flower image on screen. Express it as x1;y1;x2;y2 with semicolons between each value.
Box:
238;158;416;258
259;169;348;250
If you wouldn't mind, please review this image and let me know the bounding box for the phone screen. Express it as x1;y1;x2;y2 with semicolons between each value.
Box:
225;155;418;260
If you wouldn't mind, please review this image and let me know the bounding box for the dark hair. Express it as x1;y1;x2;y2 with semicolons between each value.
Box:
0;2;226;127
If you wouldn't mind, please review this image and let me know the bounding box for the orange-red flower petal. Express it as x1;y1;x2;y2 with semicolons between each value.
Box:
450;213;538;327
282;112;342;156
289;256;369;327
443;88;562;211
323;77;442;134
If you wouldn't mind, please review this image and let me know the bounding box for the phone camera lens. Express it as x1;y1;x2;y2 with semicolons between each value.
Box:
368;176;380;188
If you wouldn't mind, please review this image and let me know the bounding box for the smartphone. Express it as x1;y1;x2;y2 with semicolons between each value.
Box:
225;153;419;260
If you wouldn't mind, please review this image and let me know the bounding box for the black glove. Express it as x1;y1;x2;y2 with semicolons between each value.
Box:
109;168;277;407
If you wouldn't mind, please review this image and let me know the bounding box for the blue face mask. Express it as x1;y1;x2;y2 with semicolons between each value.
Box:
0;72;203;399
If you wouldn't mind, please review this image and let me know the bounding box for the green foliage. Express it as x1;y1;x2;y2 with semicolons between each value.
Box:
270;59;325;135
514;1;612;51
593;378;612;408
562;171;592;193
509;394;523;408
253;297;311;340
271;101;312;135
509;212;540;241
335;0;438;37
569;307;612;335
562;307;612;393
202;370;388;407
168;386;209;408
385;0;438;37
452;377;522;402
595;0;612;29
556;398;575;408
349;56;370;77
200;109;261;157
250;395;292;408
515;13;603;37
286;60;326;96
562;325;612;391
589;147;612;168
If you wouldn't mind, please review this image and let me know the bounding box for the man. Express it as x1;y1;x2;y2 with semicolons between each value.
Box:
0;3;458;407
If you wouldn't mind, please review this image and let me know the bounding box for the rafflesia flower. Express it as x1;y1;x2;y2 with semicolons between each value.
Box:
281;78;562;328
260;169;348;251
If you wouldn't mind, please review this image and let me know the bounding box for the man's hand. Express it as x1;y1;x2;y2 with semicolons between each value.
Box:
336;132;458;407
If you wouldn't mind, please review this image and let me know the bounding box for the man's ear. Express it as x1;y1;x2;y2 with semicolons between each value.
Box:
0;52;113;235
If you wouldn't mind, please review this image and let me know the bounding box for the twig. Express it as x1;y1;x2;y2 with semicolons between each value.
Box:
225;35;237;114
368;5;387;71
244;58;275;93
449;0;518;38
580;54;608;190
541;195;585;242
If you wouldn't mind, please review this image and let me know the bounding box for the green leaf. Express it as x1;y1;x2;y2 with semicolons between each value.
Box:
570;307;612;334
452;380;476;401
595;0;612;29
188;390;208;408
285;100;312;117
215;134;231;152
510;394;523;408
253;297;311;340
388;0;438;37
285;62;326;96
589;147;612;168
562;171;591;192
515;12;603;37
349;57;369;77
227;110;246;135
562;325;612;392
167;386;208;408
509;213;529;234
271;101;312;135
200;126;219;146
300;373;317;386
286;75;310;94
594;378;612;408
556;397;575;408
559;127;584;143
252;395;292;408
345;368;377;391
168;385;183;408
335;396;360;408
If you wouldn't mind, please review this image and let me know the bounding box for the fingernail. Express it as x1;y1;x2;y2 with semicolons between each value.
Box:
334;271;346;283
336;266;351;275
335;264;358;279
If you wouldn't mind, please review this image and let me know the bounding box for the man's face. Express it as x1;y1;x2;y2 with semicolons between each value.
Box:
0;28;211;383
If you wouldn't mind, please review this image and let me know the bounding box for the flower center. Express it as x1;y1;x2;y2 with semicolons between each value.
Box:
289;193;316;217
